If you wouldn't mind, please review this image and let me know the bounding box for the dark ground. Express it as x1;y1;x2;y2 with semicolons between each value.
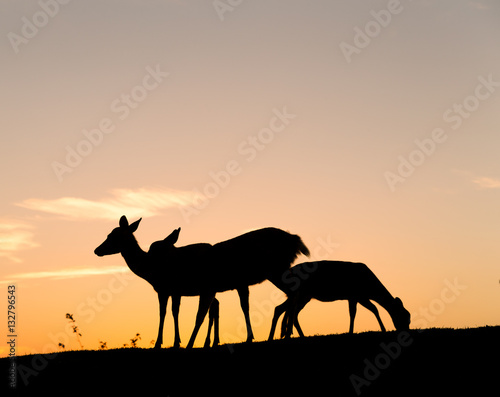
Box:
2;326;499;396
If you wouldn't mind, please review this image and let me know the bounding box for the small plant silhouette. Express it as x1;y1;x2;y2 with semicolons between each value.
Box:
98;341;108;350
66;313;83;349
130;333;141;348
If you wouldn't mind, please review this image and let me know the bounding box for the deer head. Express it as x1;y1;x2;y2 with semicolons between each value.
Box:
391;297;411;330
94;215;142;256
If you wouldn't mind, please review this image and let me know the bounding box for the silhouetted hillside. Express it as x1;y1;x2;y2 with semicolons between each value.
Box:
2;326;499;396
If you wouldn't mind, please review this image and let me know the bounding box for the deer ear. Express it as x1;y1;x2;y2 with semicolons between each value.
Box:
119;215;129;228
165;227;180;245
129;218;142;233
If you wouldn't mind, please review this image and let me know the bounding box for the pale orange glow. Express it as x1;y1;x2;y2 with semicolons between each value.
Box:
2;1;500;358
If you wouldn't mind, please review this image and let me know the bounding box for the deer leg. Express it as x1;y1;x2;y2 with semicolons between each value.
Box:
294;316;305;338
203;298;221;348
283;294;298;339
268;300;288;341
359;299;386;332
154;293;169;349
187;293;215;349
281;303;294;338
292;298;309;338
237;287;254;343
348;300;357;334
211;298;220;347
172;295;181;348
281;294;296;339
204;312;213;349
285;297;308;338
282;310;292;338
204;298;219;349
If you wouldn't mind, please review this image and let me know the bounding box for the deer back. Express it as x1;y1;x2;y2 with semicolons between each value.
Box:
285;261;392;303
148;242;214;294
209;227;307;290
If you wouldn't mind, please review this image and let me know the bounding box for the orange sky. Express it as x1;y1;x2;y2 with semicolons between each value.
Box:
1;0;500;357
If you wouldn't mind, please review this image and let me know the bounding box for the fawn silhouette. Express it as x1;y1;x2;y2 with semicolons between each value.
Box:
95;216;309;348
268;261;411;340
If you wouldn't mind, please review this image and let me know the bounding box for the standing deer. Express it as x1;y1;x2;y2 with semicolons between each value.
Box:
94;216;309;348
94;216;218;348
268;261;411;340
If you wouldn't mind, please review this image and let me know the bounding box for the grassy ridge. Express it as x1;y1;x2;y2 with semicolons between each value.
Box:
2;326;499;396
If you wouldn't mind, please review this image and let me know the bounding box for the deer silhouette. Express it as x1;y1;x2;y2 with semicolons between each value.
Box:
94;216;219;348
94;216;309;348
268;261;411;340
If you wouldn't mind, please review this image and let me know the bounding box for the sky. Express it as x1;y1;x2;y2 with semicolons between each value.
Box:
1;0;499;357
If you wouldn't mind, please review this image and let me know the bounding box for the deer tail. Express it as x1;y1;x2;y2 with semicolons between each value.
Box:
296;236;310;258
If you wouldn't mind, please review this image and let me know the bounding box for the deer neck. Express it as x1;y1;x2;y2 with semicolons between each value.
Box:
372;287;397;317
120;237;151;281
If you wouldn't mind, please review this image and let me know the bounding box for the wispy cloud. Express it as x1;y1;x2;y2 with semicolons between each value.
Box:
17;187;200;221
468;1;490;10
472;176;500;189
0;220;39;263
452;170;500;190
0;265;128;285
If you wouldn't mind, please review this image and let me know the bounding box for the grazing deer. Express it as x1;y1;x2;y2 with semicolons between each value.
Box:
268;261;411;340
95;216;309;348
